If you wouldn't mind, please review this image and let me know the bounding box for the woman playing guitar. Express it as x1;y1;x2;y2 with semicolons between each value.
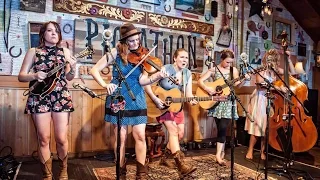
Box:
18;21;77;179
145;48;198;177
197;49;250;165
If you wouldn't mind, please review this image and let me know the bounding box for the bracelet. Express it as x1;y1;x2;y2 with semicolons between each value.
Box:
149;75;154;83
68;68;75;76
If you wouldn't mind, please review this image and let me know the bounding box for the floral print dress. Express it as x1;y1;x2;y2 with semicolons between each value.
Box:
24;46;74;114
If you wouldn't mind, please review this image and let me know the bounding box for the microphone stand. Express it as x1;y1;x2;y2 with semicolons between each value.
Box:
210;60;250;180
246;63;291;180
104;41;135;180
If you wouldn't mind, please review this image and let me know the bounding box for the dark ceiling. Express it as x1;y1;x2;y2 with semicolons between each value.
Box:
279;0;320;44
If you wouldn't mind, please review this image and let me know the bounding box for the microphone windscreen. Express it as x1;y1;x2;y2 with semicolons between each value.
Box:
102;29;112;40
72;82;79;88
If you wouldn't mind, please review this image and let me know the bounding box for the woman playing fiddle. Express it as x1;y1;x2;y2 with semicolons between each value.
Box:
245;49;296;160
90;23;167;180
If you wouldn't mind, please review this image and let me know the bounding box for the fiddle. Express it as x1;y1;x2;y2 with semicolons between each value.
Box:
127;46;178;85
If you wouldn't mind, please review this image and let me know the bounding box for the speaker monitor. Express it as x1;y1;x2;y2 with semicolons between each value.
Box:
211;1;218;17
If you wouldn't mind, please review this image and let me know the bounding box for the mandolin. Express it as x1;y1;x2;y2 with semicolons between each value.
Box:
23;46;94;98
145;86;227;118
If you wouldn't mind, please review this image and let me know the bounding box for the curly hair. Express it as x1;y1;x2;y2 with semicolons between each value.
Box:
38;21;62;48
262;49;280;69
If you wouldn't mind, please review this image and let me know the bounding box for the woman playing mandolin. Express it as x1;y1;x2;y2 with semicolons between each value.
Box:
90;23;167;179
198;49;250;165
245;49;296;160
18;21;76;179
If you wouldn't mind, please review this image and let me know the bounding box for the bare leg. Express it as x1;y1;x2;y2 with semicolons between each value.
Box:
113;125;127;167
260;137;266;160
164;121;180;154
52;112;69;159
246;135;258;159
132;124;147;165
32;113;52;163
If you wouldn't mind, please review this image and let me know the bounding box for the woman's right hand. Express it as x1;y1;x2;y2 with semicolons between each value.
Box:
205;86;216;95
34;71;47;82
104;83;118;95
152;97;165;109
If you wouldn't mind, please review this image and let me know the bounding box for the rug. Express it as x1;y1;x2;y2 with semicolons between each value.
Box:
93;154;275;180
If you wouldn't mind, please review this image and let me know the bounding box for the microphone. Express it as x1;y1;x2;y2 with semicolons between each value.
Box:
240;52;249;71
72;82;98;98
102;29;112;42
205;40;214;51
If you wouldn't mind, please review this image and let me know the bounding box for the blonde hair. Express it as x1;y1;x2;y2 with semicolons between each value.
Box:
262;49;280;69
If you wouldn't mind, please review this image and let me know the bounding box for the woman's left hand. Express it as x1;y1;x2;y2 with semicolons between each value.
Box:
68;56;77;69
189;98;198;105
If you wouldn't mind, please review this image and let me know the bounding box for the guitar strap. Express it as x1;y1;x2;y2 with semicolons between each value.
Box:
230;66;234;80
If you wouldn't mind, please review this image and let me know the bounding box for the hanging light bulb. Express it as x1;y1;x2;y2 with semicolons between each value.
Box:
235;4;238;11
261;10;264;16
264;5;268;13
267;6;272;15
262;0;268;3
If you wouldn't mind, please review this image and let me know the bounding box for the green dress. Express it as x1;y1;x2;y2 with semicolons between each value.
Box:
208;71;239;120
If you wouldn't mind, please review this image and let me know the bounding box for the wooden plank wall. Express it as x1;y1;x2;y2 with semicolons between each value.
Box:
0;76;251;157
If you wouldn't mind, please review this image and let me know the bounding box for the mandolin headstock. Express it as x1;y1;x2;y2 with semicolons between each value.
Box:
75;45;94;59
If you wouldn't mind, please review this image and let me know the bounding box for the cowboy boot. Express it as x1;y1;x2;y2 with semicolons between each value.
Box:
159;148;176;168
58;155;68;180
136;160;148;180
173;150;196;177
41;157;53;180
120;159;127;180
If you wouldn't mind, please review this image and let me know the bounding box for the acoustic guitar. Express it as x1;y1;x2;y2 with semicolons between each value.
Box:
146;86;227;118
196;66;266;109
23;46;94;98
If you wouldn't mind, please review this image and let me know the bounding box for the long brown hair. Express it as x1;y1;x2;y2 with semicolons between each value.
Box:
117;42;129;65
38;21;62;48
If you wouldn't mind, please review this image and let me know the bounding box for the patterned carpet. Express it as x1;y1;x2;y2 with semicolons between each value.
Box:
93;154;275;180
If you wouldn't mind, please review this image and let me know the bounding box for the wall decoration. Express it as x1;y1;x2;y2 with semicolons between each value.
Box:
53;0;214;36
298;43;306;57
216;28;232;47
0;53;13;75
20;0;46;13
247;0;264;20
214;51;222;65
272;17;294;45
174;0;205;15
249;42;262;65
134;0;160;5
28;22;44;48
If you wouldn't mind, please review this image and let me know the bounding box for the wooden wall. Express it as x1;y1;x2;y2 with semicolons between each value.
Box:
0;76;251;157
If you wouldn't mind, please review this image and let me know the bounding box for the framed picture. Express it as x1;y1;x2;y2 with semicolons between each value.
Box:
249;42;262;65
216;28;232;47
214;51;222;65
175;0;205;15
272;16;294;45
28;22;44;48
134;0;160;5
20;0;46;13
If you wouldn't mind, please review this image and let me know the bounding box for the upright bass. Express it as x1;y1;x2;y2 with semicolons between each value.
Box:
268;31;318;153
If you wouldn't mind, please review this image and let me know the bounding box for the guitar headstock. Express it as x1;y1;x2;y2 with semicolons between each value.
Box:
75;45;94;59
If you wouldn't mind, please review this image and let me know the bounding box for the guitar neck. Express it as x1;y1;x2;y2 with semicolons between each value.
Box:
171;96;213;103
220;75;245;89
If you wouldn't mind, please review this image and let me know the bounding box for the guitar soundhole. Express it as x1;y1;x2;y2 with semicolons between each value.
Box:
216;86;222;92
164;97;173;106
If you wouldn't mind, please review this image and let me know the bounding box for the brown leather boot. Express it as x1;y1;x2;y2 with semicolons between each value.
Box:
136;160;148;180
159;148;176;168
173;150;196;177
58;155;68;180
41;157;53;180
120;159;127;180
